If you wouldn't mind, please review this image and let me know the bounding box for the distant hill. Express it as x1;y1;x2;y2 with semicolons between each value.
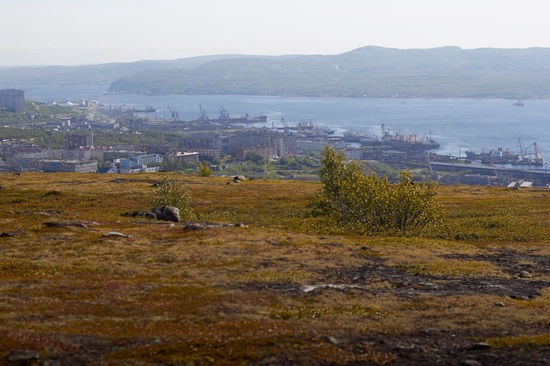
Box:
0;55;249;86
3;47;550;98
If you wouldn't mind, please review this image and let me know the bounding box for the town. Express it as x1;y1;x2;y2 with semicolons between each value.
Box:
1;89;548;187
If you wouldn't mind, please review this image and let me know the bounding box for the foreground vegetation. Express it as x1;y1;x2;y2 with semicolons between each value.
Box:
0;172;549;365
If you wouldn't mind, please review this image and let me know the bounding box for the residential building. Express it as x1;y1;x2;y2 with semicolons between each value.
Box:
119;154;163;170
164;151;200;164
66;133;94;149
0;89;25;113
180;134;224;159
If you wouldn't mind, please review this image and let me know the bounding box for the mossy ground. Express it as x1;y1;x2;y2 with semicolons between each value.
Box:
0;173;549;365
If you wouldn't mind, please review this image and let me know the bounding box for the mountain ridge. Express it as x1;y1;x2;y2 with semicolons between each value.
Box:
2;46;550;98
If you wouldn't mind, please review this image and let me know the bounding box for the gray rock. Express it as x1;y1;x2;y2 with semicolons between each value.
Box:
153;206;180;222
461;360;482;366
183;223;206;231
519;271;533;278
234;175;246;182
8;349;40;362
123;210;158;220
43;221;88;229
102;232;129;238
471;342;491;350
510;294;529;301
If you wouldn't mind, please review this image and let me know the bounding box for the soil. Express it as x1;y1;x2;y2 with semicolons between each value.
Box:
241;248;550;365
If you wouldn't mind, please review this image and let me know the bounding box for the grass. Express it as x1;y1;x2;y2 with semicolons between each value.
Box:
0;173;549;364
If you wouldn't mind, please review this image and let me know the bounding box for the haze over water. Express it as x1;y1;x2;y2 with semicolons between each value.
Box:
24;85;550;165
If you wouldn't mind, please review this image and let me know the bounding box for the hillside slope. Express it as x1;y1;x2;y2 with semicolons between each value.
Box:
108;46;550;98
0;173;549;364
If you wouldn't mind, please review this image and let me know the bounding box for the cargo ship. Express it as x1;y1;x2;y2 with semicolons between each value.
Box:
356;125;440;151
465;143;545;166
199;105;267;124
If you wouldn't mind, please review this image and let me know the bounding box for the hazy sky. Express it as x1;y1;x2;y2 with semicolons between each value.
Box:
2;0;549;66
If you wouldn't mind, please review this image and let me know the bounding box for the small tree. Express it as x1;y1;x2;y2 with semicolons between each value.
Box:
152;176;195;220
197;162;213;177
313;145;440;235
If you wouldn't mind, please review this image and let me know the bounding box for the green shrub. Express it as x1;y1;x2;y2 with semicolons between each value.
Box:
312;145;440;235
197;162;213;177
152;176;195;220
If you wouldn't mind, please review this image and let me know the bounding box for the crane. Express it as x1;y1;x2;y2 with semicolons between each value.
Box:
167;105;179;121
198;104;209;122
219;105;230;124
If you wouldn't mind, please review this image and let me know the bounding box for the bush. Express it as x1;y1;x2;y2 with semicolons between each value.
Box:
152;176;195;220
312;146;440;235
197;162;213;177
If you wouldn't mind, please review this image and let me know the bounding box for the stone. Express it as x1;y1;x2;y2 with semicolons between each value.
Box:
123;210;158;220
510;294;529;301
519;271;533;278
471;342;491;350
493;301;505;307
102;232;129;238
183;223;206;231
153;206;180;222
461;360;482;366
234;175;246;182
8;349;39;362
0;232;14;237
43;221;88;229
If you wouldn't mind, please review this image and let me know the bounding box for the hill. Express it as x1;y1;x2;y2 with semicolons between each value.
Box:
0;173;549;364
3;47;550;98
0;54;250;86
107;46;550;98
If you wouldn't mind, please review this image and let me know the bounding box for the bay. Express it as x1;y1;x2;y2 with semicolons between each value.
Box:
22;84;550;162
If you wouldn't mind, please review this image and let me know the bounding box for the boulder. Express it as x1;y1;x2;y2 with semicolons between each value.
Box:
152;206;180;222
123;211;157;220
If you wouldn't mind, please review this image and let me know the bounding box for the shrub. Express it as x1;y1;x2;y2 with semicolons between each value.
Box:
152;176;195;220
197;162;213;177
312;145;440;235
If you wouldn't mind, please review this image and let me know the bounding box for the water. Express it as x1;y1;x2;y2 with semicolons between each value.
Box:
21;84;550;161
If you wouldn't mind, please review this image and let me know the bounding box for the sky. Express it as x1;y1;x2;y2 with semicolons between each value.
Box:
2;0;550;67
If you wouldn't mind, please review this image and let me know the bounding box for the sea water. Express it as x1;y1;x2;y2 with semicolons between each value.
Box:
21;84;550;163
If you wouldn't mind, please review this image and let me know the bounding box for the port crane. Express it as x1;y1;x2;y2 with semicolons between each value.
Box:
198;104;209;122
518;139;545;165
167;105;179;121
219;105;230;124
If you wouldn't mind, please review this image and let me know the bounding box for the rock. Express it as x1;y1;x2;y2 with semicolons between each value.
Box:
471;342;491;350
0;232;14;237
102;232;129;238
519;271;533;278
8;349;40;362
326;336;340;345
152;206;180;222
510;294;529;301
234;175;246;182
43;221;88;229
123;211;157;220
461;360;482;366
183;223;206;231
493;301;505;307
